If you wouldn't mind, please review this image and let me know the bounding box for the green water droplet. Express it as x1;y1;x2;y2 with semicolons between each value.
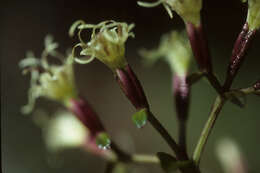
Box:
96;132;111;150
132;108;148;128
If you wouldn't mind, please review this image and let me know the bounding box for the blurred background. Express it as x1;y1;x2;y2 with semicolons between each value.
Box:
2;0;260;173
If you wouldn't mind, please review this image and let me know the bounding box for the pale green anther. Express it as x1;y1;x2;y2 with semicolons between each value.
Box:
19;35;77;114
244;0;260;30
96;132;111;150
69;20;135;70
140;31;192;76
138;0;202;26
132;108;148;128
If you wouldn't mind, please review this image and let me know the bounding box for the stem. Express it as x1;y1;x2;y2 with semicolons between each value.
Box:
193;96;225;165
147;111;188;160
178;121;187;154
205;72;223;94
131;154;160;164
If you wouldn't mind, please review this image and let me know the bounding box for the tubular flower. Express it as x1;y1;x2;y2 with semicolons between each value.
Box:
19;35;77;114
138;0;202;26
140;30;192;76
244;0;260;30
69;20;135;71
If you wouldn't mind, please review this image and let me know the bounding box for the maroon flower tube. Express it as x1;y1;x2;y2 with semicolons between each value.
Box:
115;64;149;110
185;22;212;73
173;74;190;122
223;23;257;91
68;97;105;137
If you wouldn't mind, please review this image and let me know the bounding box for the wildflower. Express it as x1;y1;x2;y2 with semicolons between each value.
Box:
19;35;77;114
69;20;135;71
138;0;202;26
243;0;260;30
140;30;192;76
216;138;248;173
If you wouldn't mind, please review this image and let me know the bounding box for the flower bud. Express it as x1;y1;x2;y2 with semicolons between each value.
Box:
244;0;260;30
70;20;135;71
19;35;77;114
138;0;202;26
223;23;256;90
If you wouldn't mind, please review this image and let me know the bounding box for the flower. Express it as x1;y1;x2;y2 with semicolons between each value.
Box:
44;110;89;152
69;20;135;70
138;0;202;26
19;35;77;114
244;0;260;30
140;31;192;76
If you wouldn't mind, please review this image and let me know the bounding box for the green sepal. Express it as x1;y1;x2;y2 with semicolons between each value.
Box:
132;108;148;128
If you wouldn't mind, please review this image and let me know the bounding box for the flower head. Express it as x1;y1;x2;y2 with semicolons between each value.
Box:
44;110;89;152
69;20;135;70
138;0;202;26
243;0;260;30
19;35;77;114
140;30;192;76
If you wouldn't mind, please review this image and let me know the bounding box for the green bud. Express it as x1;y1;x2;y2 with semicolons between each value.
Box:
132;108;148;128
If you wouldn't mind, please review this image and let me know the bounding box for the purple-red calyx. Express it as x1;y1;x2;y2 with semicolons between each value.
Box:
185;22;212;73
115;64;149;110
68;97;105;137
173;74;190;122
223;23;257;90
253;80;260;90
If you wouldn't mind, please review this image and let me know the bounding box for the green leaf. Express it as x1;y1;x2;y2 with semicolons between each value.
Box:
157;152;193;173
157;152;178;173
132;108;148;128
96;132;111;150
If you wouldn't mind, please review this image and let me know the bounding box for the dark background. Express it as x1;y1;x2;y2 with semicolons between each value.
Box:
2;0;260;173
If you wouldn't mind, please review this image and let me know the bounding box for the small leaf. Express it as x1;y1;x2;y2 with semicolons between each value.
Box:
157;152;178;173
132;108;148;128
96;132;111;150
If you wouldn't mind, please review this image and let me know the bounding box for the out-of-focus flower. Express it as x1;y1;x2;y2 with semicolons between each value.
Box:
19;35;77;114
140;30;192;76
243;0;260;30
36;110;115;160
44;110;89;152
69;20;135;71
216;138;248;173
138;0;202;26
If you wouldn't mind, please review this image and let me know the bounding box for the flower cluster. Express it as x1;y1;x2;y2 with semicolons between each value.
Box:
19;35;77;114
70;20;135;70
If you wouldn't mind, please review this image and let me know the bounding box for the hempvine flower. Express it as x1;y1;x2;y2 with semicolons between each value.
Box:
69;20;135;71
19;35;77;114
138;0;202;26
140;31;192;76
243;0;260;30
